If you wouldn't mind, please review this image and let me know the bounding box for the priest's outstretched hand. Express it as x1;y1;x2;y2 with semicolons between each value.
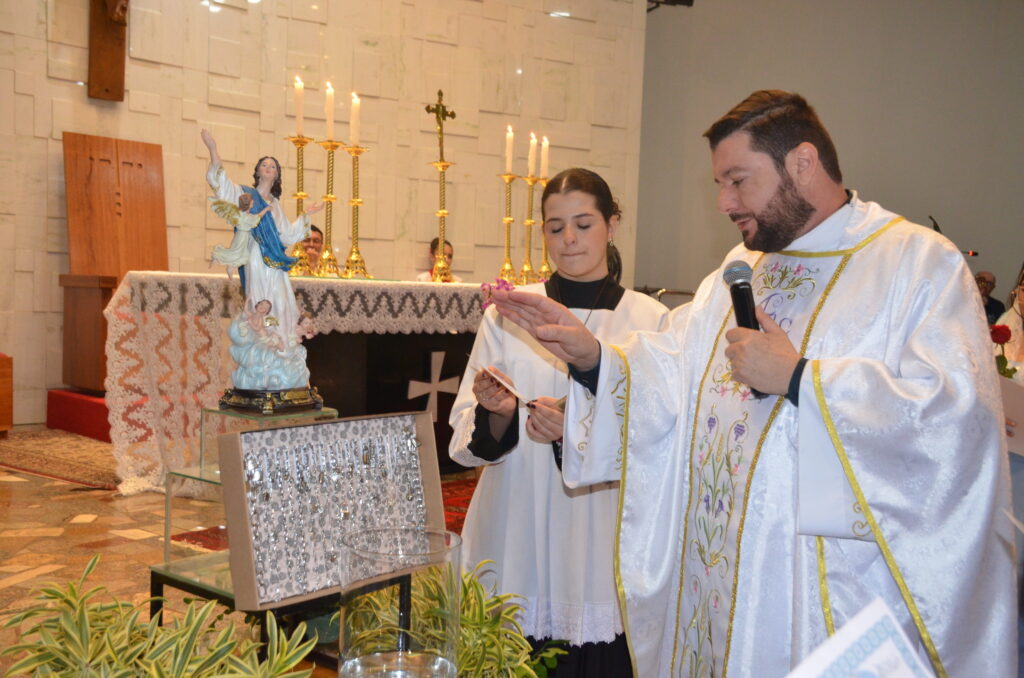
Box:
492;290;601;370
724;307;801;395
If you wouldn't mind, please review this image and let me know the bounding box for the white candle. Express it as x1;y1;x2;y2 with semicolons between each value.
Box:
324;81;335;140
527;132;537;177
350;92;361;145
504;126;514;174
540;135;550;179
293;76;304;137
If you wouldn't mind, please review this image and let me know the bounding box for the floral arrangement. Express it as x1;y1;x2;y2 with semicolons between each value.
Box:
992;324;1018;379
481;278;515;310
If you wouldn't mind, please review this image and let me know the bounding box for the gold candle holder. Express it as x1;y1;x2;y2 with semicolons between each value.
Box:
315;139;343;277
340;144;373;279
498;173;518;282
537;177;552;279
518;175;540;284
430;160;455;282
286;134;314;277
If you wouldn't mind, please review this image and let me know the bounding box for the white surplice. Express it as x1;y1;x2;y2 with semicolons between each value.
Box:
563;195;1017;677
450;282;668;645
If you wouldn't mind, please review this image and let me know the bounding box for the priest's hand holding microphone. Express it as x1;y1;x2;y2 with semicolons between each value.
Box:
721;261;802;397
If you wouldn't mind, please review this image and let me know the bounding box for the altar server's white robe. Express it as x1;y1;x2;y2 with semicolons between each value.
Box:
563;196;1016;677
450;282;667;644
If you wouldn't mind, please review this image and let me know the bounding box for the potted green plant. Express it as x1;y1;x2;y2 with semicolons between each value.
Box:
2;555;316;677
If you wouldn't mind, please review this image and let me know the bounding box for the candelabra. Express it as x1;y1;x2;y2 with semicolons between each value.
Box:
340;144;372;279
537;177;552;279
497;173;518;282
518;175;540;284
286;134;314;277
315;139;343;277
430;161;455;282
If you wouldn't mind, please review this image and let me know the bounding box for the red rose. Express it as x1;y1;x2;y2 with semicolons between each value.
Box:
991;324;1012;345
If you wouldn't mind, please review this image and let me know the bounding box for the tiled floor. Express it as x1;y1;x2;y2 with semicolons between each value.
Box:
0;469;334;676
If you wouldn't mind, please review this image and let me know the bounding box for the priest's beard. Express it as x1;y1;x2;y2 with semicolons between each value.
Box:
736;173;815;253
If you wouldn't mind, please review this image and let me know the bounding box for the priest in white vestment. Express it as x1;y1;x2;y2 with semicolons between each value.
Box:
493;91;1016;678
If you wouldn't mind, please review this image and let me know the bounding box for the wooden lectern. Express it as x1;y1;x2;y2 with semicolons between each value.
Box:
61;132;168;392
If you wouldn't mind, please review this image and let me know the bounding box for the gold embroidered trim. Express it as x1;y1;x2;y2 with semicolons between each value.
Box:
779;217;905;258
670;251;769;675
816;536;835;636
669;290;744;674
610;344;639;678
811;361;947;678
724;251;851;677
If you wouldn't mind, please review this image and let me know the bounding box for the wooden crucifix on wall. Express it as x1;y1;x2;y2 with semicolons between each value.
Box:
88;0;130;101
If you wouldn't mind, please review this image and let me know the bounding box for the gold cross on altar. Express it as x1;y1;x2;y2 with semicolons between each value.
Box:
425;89;456;162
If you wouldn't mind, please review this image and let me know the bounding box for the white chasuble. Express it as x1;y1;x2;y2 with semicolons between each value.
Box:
563;195;1016;678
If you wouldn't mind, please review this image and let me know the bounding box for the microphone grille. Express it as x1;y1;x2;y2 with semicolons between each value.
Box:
722;260;753;286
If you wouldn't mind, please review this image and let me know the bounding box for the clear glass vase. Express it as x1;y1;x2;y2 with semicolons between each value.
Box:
338;527;461;678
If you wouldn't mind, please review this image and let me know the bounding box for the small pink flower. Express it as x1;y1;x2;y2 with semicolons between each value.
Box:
480;279;515;310
731;463;740;475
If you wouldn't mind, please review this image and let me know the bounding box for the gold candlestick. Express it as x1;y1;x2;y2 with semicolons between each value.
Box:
430;161;454;282
518;175;540;284
426;90;457;283
498;173;518;282
315;139;343;277
340;144;372;279
286;135;313;277
537;177;552;279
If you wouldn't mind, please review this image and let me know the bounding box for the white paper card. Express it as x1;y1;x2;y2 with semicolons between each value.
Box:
786;598;934;678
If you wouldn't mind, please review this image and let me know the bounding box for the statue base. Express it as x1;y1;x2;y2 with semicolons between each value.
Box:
219;386;324;415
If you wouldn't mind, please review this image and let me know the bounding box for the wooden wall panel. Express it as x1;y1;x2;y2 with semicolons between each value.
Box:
118;140;169;273
63;133;123;278
62;132;168;280
61;132;168;391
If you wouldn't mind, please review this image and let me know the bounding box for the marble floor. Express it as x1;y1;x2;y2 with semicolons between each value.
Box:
0;468;334;676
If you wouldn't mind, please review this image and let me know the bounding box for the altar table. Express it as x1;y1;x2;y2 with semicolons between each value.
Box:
104;271;483;494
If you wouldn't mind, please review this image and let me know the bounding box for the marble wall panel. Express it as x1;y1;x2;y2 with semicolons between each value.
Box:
14;35;47;75
0;250;13;312
46;0;88;48
0;32;12;71
45;42;86;83
48;254;67;314
45;311;63;388
0;71;13;136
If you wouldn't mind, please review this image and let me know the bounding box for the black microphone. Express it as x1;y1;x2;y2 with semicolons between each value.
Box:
722;260;766;399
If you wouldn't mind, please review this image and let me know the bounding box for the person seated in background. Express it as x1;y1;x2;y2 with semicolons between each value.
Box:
416;237;463;282
302;225;324;271
976;270;1006;325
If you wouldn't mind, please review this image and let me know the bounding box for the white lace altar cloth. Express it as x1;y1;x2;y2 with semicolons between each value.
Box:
104;271;483;494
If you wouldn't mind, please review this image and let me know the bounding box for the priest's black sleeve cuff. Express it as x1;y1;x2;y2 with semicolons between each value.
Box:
786;357;808;406
568;359;601;396
467;403;519;462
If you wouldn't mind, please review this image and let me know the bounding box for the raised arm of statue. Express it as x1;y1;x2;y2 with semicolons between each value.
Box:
200;129;221;169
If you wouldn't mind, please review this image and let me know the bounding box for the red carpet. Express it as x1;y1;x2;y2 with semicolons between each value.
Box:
440;476;477;535
170;475;479;550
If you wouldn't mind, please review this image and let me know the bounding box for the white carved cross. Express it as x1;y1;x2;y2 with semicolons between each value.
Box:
407;351;461;422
